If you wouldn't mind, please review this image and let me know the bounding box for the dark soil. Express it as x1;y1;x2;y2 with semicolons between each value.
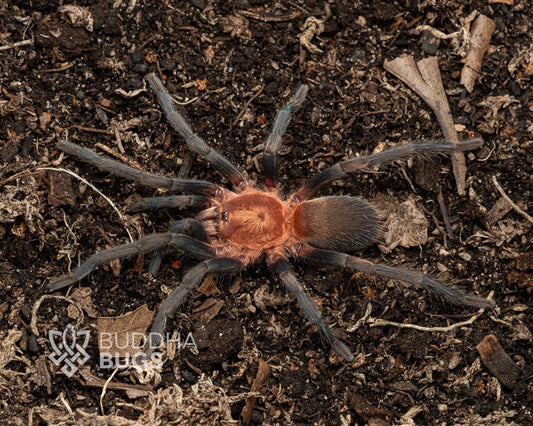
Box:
0;1;531;425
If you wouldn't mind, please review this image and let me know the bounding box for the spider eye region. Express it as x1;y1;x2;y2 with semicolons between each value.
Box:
218;192;287;249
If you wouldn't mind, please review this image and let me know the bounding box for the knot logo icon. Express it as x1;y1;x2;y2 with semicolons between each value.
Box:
48;324;90;377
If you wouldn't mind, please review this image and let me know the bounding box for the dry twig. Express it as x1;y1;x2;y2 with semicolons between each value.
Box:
0;39;33;51
491;175;533;224
369;291;495;332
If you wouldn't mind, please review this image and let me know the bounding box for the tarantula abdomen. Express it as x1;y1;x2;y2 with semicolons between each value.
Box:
292;196;380;252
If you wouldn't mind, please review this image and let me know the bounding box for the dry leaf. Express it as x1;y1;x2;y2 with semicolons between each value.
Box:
97;304;153;358
384;56;468;194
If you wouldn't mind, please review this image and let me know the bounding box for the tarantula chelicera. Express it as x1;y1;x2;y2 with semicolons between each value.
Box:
50;73;495;362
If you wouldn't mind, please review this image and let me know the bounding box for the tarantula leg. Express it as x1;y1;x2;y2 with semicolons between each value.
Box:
168;218;209;241
57;141;219;195
148;247;165;276
49;234;213;291
126;195;210;213
300;246;495;309
146;73;246;189
272;258;355;362
264;85;308;187
296;138;483;200
148;218;209;275
145;258;243;354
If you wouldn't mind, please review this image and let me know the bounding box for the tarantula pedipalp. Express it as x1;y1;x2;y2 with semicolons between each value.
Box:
50;73;495;362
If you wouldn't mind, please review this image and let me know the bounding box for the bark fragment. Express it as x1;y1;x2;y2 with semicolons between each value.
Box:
476;334;521;389
461;14;496;93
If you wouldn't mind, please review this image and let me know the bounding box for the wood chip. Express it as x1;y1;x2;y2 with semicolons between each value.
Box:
476;334;520;389
487;196;513;225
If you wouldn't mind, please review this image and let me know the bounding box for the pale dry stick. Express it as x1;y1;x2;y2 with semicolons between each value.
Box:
232;84;265;127
100;368;119;416
36;167;134;242
59;392;74;416
346;302;372;333
0;38;33;51
169;95;199;106
237;10;301;22
384;56;468;195
491;175;533;224
368;290;494;332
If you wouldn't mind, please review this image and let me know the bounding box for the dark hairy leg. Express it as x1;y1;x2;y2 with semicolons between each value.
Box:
57;141;219;195
296;138;483;200
126;195;210;213
49;233;213;290
272;258;355;362
264;85;308;187
148;218;209;275
146;73;246;189
146;258;243;352
300;246;495;309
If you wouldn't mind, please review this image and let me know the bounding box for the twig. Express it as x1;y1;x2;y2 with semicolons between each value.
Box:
59;392;74;416
236;10;301;22
437;187;455;238
232;84;265;127
95;143;143;170
36;167;134;242
71;125;114;135
0;39;33;51
491;175;533;223
100;368;119;416
369;290;494;332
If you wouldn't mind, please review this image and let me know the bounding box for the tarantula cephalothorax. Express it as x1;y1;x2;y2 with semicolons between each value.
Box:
50;73;495;362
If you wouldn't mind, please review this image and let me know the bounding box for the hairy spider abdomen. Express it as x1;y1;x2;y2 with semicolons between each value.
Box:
218;190;288;250
292;196;380;251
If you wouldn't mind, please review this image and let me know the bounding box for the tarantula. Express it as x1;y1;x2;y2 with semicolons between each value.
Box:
50;73;494;362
